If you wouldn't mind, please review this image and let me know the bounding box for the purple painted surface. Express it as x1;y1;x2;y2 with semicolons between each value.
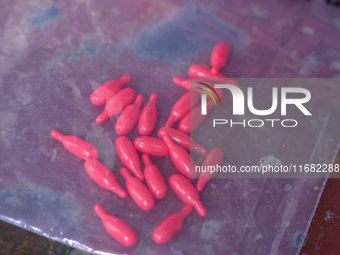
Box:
0;0;339;254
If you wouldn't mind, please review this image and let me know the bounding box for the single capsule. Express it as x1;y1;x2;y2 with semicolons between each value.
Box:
138;93;158;136
165;92;200;127
94;204;137;247
196;148;224;192
179;99;215;134
51;130;98;160
84;159;127;198
90;74;131;106
115;95;144;135
210;42;230;74
162;135;198;179
115;136;144;181
152;205;193;244
120;167;155;211
142;154;167;199
169;174;207;216
134;136;169;157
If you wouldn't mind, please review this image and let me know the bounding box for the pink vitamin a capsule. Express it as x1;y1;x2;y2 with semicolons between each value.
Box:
134;136;169;157
162;135;198;179
50;130;98;160
169;174;207;216
84;159;127;198
188;65;225;78
96;88;136;124
115;136;144;181
120;167;155;210
115;95;144;135
210;42;230;74
94;204;137;247
138;93;158;136
90;74;131;106
157;127;207;155
164;92;200;127
179;99;215;134
142;154;167;199
152;204;193;244
196;148;224;192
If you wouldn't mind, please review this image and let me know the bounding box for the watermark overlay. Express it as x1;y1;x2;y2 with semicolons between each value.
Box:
199;81;312;126
201;86;311;116
194;163;339;178
189;78;340;178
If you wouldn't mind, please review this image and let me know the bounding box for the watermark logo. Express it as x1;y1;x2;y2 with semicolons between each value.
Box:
198;82;312;128
196;82;222;107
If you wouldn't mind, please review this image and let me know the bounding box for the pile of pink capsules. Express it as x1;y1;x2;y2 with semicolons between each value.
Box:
51;42;231;247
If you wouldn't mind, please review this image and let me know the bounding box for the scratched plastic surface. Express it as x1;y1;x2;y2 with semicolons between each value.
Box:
0;1;340;255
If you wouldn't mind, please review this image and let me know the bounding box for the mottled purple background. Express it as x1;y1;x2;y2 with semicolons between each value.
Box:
0;0;340;255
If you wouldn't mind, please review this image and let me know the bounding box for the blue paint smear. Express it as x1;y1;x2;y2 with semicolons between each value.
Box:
131;7;244;63
68;51;79;60
294;231;306;247
200;220;220;239
31;6;61;26
80;40;112;56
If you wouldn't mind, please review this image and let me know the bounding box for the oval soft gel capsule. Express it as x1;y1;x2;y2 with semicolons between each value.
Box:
169;174;207;216
51;130;98;160
94;204;137;247
138;93;158;136
115;136;144;181
152;205;193;244
120;167;155;211
115;95;144;135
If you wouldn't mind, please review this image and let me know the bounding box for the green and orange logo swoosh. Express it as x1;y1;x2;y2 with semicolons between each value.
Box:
196;82;222;106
